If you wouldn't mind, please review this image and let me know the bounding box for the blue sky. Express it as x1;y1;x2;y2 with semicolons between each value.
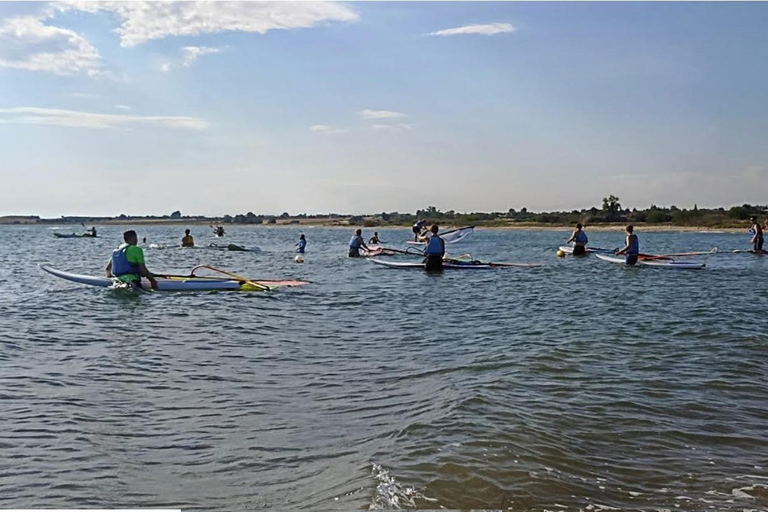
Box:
1;1;767;217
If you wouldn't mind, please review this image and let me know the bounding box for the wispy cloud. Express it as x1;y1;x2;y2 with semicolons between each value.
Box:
0;15;103;76
428;23;515;37
57;1;360;47
0;107;209;130
371;123;414;131
359;109;406;120
181;45;225;67
310;124;347;134
114;104;132;111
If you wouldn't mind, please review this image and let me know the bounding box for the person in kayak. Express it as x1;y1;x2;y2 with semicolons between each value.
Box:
87;226;97;237
566;223;589;255
181;229;194;247
412;219;427;241
296;234;307;254
423;224;446;271
106;230;158;289
749;216;764;252
369;232;381;244
349;229;370;257
616;225;639;265
215;226;225;237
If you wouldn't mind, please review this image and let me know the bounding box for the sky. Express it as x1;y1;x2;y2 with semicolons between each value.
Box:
1;1;768;218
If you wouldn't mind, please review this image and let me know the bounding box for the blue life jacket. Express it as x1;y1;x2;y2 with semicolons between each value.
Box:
297;240;306;253
574;231;588;245
349;235;360;250
112;245;140;277
424;235;443;255
628;235;639;255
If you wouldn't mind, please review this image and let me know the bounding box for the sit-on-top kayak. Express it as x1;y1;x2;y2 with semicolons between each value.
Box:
53;232;98;238
40;265;309;291
370;259;540;270
558;246;614;255
594;253;705;269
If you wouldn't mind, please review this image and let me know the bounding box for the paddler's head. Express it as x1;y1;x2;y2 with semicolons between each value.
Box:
185;229;190;235
300;234;305;240
430;224;439;235
626;225;634;234
123;230;138;245
750;216;757;223
355;229;362;236
576;223;583;230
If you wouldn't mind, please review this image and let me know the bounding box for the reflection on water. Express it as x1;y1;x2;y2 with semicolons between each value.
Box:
0;225;767;510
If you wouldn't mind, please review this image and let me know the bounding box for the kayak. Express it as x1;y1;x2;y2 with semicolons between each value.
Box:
370;259;540;270
558;246;614;255
594;253;705;269
53;232;98;238
40;265;309;292
406;226;474;245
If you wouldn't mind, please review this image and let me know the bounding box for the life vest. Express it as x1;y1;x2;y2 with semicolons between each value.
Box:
424;235;443;255
628;234;639;255
112;245;140;277
349;235;360;249
297;240;306;253
574;230;588;245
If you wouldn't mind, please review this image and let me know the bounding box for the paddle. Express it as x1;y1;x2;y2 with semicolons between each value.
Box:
189;265;271;291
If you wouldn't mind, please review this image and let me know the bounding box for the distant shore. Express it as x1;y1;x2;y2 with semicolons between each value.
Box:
0;216;750;233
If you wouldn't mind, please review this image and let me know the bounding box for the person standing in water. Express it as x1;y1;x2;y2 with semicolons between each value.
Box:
348;229;369;257
423;224;445;271
412;219;426;242
296;234;307;254
566;223;589;255
616;225;639;265
106;230;158;289
181;229;194;247
749;216;764;253
369;232;381;244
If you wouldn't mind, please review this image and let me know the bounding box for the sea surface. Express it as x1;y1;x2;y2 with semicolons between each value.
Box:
1;224;767;511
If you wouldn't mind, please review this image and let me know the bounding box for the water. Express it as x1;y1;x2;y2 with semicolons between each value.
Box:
1;225;767;511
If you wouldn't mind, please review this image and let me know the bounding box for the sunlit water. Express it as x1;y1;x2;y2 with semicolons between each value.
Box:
1;225;767;511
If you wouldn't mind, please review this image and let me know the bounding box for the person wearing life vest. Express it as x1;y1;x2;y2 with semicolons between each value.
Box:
566;223;589;256
749;216;764;253
423;224;445;271
181;229;194;247
348;229;369;257
296;234;307;254
616;225;639;265
412;219;427;242
106;230;158;289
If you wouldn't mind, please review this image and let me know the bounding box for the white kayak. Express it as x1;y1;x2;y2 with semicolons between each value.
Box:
594;254;705;269
40;265;309;291
558;246;615;255
370;259;540;270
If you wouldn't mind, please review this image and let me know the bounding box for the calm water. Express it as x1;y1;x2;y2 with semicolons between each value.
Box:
1;225;767;511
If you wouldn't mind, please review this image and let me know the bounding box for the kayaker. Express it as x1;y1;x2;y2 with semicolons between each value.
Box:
215;226;225;237
423;224;446;271
369;232;381;244
106;230;158;289
349;229;370;257
616;225;639;265
566;223;589;255
181;229;194;247
412;219;427;241
87;226;97;237
749;216;764;253
296;234;307;254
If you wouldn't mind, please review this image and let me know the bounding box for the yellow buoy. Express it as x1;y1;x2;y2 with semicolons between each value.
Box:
556;250;566;258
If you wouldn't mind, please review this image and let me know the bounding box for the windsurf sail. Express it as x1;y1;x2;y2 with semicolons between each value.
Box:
407;226;474;245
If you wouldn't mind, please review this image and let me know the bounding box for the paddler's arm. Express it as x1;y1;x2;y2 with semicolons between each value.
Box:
616;236;630;255
138;263;158;290
105;260;113;277
566;230;577;243
440;238;446;257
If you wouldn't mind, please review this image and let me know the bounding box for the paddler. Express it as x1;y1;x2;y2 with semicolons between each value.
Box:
749;216;764;253
181;229;194;247
369;232;381;244
615;225;639;265
296;234;307;254
412;219;427;241
348;229;370;257
106;230;158;289
215;226;225;237
87;226;97;237
566;223;589;255
423;224;446;271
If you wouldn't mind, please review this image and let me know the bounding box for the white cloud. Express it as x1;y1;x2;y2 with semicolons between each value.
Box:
371;123;414;131
181;45;225;67
114;104;132;111
428;22;515;37
0;107;209;130
0;14;102;75
359;109;406;120
159;62;171;73
57;1;359;47
310;124;347;134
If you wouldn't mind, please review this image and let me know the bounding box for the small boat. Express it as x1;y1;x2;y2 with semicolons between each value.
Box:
53;232;98;238
40;265;308;292
594;253;705;270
